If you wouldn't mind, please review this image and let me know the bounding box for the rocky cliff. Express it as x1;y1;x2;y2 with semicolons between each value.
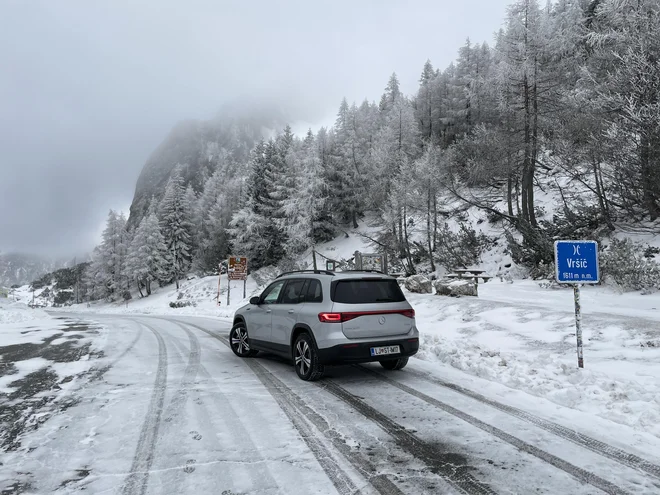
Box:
127;103;288;229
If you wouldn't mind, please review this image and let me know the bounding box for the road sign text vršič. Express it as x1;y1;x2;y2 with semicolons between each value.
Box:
554;240;599;284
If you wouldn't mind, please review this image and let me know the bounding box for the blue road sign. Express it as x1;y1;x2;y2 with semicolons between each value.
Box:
554;240;599;284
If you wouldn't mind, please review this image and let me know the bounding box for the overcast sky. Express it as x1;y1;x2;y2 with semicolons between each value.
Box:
0;0;511;259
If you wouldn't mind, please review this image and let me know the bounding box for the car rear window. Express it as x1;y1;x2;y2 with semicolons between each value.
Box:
331;279;406;304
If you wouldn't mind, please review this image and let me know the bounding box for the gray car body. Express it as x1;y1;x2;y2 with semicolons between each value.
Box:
232;271;420;365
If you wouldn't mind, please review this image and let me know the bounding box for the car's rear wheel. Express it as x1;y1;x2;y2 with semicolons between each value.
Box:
229;323;257;357
293;333;324;381
379;357;409;370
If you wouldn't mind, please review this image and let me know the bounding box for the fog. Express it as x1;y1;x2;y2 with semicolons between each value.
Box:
0;0;511;258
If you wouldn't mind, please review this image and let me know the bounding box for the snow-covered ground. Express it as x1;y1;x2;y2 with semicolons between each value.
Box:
34;219;660;442
407;280;660;438
2;312;659;494
0;300;106;463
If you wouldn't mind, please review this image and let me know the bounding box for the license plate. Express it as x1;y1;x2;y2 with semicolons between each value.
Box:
370;345;400;357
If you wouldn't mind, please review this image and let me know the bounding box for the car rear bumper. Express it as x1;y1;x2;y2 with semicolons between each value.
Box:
317;337;419;365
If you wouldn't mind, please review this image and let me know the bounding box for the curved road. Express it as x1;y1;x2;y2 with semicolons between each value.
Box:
3;313;660;494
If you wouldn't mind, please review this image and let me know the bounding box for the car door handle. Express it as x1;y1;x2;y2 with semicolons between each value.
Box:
288;309;295;314
266;309;271;313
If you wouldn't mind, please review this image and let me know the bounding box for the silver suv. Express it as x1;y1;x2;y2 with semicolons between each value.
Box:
230;270;419;381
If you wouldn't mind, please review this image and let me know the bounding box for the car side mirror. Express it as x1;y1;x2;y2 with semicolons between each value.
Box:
250;296;260;305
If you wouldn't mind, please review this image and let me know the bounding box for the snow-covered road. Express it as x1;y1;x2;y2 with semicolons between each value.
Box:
2;313;660;494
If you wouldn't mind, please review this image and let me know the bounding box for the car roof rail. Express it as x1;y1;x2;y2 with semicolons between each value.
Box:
275;269;336;279
337;269;387;275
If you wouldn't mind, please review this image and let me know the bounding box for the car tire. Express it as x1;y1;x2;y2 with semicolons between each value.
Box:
229;323;258;357
293;333;324;381
379;357;409;370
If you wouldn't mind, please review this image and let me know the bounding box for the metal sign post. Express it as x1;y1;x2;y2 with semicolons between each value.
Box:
573;285;583;368
217;264;222;305
554;240;600;369
227;256;248;306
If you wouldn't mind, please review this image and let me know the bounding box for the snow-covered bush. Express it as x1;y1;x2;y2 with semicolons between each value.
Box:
53;291;73;305
504;225;554;276
435;222;490;270
600;238;660;292
530;259;555;280
169;300;196;308
541;205;610;244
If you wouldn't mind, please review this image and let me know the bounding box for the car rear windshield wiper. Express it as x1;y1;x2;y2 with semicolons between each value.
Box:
375;298;397;302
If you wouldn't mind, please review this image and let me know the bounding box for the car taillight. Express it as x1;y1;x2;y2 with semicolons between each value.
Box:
319;309;415;322
401;309;415;318
318;312;342;323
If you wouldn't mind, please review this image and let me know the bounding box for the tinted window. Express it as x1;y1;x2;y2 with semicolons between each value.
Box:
281;279;306;304
305;279;323;303
262;281;285;304
331;279;405;304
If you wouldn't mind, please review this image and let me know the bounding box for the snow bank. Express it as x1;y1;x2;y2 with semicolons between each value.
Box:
60;273;265;321
0;299;50;325
409;280;660;438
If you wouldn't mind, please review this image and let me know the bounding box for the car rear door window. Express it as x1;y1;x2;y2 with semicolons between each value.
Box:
305;279;323;303
331;279;405;304
280;279;307;304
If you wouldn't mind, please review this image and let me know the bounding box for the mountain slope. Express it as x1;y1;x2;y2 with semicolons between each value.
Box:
0;253;67;287
127;105;288;229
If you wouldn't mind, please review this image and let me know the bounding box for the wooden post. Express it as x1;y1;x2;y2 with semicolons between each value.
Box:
313;249;318;271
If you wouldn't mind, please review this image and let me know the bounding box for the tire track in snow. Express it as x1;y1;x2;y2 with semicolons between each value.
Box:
244;359;362;495
368;365;660;482
151;317;335;494
176;320;497;494
170;319;385;495
120;322;168;495
150;321;213;495
158;321;201;425
88;319;145;381
353;366;630;495
320;380;496;495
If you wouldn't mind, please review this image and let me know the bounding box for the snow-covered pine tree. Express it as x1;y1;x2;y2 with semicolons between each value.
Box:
159;166;194;289
325;99;369;228
585;0;660;220
126;207;169;297
84;210;129;301
415;60;437;142
183;184;199;255
227;140;287;269
279;129;330;255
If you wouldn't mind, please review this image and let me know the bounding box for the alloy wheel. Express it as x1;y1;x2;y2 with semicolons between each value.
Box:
295;340;311;376
231;325;251;356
